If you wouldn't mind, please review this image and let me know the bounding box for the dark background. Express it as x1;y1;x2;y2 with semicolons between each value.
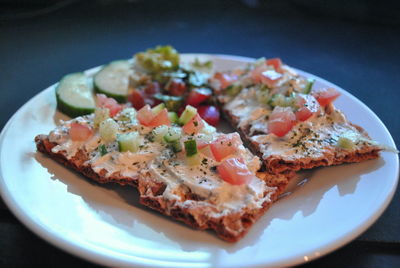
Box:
1;0;399;267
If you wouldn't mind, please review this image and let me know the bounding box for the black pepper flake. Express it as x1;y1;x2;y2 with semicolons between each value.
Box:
210;166;217;173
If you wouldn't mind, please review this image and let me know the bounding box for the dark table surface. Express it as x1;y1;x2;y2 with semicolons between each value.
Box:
1;0;399;267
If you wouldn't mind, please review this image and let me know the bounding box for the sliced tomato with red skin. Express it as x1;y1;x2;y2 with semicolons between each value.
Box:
213;72;238;89
312;87;341;107
166;78;187;96
136;105;155;126
196;139;209;150
96;94;123;117
143;82;161;95
266;58;283;73
210;133;242;162
294;94;320;121
197;105;220;126
69;123;93;141
268;106;297;137
147;108;171;127
186;88;212;106
217;157;253;185
128;89;146;110
182;113;205;135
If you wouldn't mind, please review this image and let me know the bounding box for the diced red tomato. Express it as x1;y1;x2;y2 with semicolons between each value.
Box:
143;82;161;95
186;88;212;106
96;94;123;117
148;108;171;127
69;123;93;141
128;89;146;110
266;58;283;73
251;66;282;87
217;157;252;185
213;72;238;89
196;139;209;150
294;94;320;121
166;78;187;96
136;105;155;126
182;113;205;135
268;106;297;137
210;133;242;162
312;87;341;107
197;105;220;126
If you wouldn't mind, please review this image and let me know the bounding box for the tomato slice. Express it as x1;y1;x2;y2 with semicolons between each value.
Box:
210;133;241;162
294;94;320;121
96;94;123;117
217;157;253;185
186;88;212;106
182;113;205;135
197;105;220;126
312;87;340;107
148;108;171;127
136;105;155;126
128;89;146;110
143;82;161;95
213;72;238;89
268;107;296;137
69;123;93;141
165;78;187;96
266;58;283;73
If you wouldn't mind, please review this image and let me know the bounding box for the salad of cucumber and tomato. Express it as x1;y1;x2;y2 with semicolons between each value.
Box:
55;45;220;127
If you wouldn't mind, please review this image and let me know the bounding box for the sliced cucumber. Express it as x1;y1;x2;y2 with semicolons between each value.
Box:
152;125;169;142
151;103;166;115
56;73;95;117
99;118;119;142
168;112;179;124
178;105;197;125
184;139;197;157
94;60;131;103
302;78;315;94
337;136;355;150
163;126;182;143
94;108;110;128
186;153;201;166
118;132;141;152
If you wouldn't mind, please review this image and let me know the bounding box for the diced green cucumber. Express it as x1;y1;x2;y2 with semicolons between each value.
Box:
118;132;141;152
154;94;183;112
303;78;315;94
94;108;110;128
56;73;95;117
186;153;201;166
151;103;165;115
163;126;182;143
170;141;182;153
337;136;355;150
184;139;198;157
226;84;242;96
98;144;108;156
152;125;169;142
94;60;131;103
268;93;294;108
116;107;136;122
168;112;179;124
178;105;197;125
99;118;119;142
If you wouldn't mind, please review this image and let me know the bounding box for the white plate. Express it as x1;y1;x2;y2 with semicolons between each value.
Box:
0;54;398;267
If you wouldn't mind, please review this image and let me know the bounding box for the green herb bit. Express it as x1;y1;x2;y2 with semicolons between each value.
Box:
98;144;108;156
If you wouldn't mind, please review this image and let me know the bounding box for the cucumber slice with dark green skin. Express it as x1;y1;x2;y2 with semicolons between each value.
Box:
184;139;197;157
56;73;95;118
93;60;131;103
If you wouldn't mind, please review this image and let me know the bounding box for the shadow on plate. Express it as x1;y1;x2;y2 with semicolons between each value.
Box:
33;151;384;255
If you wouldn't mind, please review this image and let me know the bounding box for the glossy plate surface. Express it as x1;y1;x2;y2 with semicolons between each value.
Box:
0;54;398;267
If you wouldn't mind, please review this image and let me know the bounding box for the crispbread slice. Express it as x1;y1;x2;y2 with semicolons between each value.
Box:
221;101;381;174
212;60;382;174
35;121;292;242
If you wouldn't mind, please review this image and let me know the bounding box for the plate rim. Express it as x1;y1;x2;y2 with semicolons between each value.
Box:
0;53;398;267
